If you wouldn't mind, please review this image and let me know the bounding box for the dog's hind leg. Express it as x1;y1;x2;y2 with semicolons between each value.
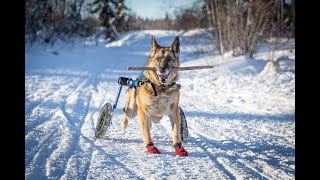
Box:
121;88;137;130
121;112;129;130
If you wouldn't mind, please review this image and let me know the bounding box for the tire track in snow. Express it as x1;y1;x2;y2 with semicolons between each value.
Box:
25;100;41;116
59;110;98;179
60;78;91;127
204;118;294;145
25;107;55;135
237;159;271;179
25;114;56;166
59;103;95;179
60;76;128;179
26;110;74;179
25;76;82;132
188;136;237;179
26;76;86;176
90;72;99;93
159;118;233;179
83;136;142;179
58;74;118;179
40;76;93;179
190;129;293;179
60;136;94;179
25;130;57;179
80;136;94;180
207;145;264;178
190;130;271;179
59;92;93;178
237;158;293;180
189;115;294;159
216;157;256;180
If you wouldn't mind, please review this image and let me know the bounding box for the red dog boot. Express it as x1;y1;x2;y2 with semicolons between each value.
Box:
174;142;188;156
146;141;161;154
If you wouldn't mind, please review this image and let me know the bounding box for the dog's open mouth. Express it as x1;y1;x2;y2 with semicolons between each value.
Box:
157;72;170;84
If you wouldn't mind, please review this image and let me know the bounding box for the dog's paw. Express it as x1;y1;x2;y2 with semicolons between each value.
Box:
146;141;161;154
174;142;188;156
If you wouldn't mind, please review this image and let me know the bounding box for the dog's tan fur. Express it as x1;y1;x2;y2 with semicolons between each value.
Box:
122;36;183;146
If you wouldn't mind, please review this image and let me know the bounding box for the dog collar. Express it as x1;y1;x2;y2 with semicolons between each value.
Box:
136;76;181;96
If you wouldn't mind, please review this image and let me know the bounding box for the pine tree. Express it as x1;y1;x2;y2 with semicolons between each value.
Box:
114;0;128;33
89;0;117;40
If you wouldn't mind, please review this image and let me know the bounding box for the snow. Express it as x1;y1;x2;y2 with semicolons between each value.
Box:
25;30;295;179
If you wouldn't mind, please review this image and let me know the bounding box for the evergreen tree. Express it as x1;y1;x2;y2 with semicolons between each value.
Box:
114;0;128;33
89;0;117;40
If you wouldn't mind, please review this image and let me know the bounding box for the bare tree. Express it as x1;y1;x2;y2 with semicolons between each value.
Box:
174;9;201;30
212;0;224;54
245;0;276;57
203;0;283;58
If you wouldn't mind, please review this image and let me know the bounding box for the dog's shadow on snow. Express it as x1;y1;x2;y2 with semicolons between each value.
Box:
100;137;143;144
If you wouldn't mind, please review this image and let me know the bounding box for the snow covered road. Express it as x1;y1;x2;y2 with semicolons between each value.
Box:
25;30;295;179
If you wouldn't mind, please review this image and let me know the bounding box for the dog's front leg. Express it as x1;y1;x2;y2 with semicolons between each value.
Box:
169;104;188;156
137;109;152;146
169;104;182;144
137;109;161;154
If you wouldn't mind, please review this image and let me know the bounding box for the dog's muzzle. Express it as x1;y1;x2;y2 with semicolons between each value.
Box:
157;69;171;84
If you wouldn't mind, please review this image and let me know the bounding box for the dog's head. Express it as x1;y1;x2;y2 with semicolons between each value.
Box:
146;36;180;86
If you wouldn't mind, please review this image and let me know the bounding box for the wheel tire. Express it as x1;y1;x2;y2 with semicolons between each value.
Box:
95;102;113;138
179;107;188;141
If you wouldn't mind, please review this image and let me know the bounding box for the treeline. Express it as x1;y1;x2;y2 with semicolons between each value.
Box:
25;0;127;46
126;0;295;57
125;10;208;30
202;0;295;57
26;0;295;58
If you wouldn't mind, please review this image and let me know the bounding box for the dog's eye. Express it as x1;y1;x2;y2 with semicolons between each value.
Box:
166;56;171;61
156;57;161;61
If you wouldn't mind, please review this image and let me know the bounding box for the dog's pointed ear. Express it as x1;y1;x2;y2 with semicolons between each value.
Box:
170;36;180;59
150;36;159;57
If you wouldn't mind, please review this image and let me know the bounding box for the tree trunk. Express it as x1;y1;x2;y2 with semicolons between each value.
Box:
277;0;281;37
206;3;213;29
225;0;233;53
292;0;295;36
244;0;253;55
237;0;244;55
212;0;224;55
280;0;284;36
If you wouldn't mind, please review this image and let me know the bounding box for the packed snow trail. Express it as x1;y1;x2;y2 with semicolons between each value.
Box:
25;30;295;179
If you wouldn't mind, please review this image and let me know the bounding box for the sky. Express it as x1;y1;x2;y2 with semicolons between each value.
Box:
126;0;201;19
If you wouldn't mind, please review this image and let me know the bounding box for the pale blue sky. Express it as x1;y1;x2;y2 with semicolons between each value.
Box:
126;0;201;19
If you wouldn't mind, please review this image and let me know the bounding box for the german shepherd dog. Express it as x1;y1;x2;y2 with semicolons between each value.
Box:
121;36;188;156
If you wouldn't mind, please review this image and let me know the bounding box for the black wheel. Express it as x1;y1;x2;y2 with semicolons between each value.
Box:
95;102;113;138
179;107;188;141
